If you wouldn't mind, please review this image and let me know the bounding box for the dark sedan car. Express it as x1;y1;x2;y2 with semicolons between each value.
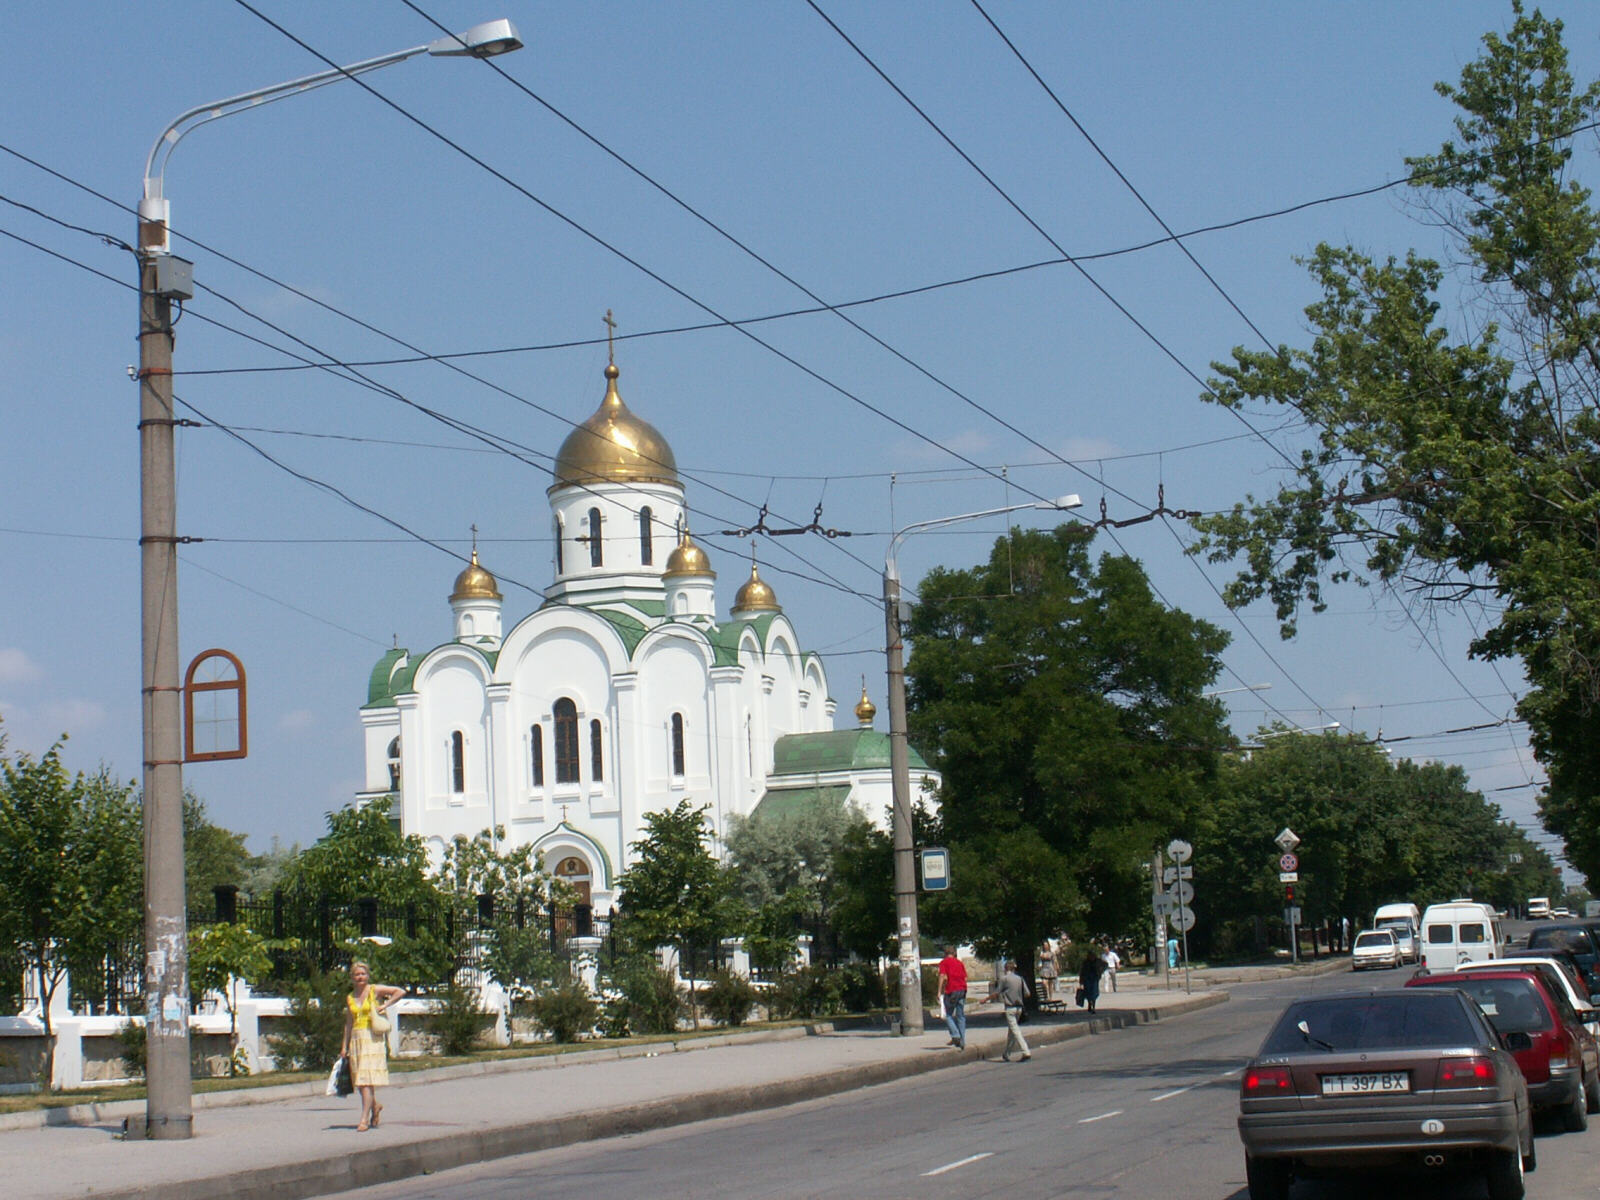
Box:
1524;921;1600;992
1238;988;1534;1200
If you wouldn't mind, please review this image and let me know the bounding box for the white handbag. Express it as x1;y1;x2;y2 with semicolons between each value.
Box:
369;1007;392;1035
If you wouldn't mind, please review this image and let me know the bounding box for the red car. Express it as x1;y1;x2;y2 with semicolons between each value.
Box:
1408;967;1600;1130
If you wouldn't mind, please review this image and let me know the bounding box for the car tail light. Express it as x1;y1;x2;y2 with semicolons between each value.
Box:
1438;1056;1496;1086
1548;1034;1570;1070
1242;1066;1296;1097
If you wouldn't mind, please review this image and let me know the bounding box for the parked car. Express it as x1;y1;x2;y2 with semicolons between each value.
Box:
1351;929;1402;971
1238;988;1534;1200
1525;921;1600;994
1408;967;1600;1130
1459;956;1600;1040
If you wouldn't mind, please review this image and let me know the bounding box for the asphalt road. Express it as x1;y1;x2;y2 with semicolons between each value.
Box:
335;963;1598;1199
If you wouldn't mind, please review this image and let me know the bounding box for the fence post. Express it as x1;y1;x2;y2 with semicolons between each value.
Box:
213;884;239;924
271;889;285;939
477;893;495;924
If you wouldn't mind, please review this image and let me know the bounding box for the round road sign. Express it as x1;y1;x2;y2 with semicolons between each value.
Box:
1171;905;1197;932
1279;852;1299;872
1168;880;1196;905
1167;839;1193;864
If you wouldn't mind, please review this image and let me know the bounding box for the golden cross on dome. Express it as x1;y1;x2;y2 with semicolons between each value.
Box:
470;523;478;553
603;309;617;365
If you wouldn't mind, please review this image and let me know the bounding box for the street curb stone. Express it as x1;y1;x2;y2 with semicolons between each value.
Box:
80;991;1226;1200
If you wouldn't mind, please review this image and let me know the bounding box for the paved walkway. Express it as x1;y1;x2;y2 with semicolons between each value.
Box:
6;963;1336;1200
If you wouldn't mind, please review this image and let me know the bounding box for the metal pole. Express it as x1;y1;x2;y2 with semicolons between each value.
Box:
137;240;192;1139
1154;850;1169;989
883;569;924;1035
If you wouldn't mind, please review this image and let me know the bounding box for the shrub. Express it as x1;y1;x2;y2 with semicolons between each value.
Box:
608;959;686;1035
699;969;758;1027
114;1019;146;1080
429;978;487;1056
885;962;941;1009
270;970;347;1071
833;962;886;1013
526;976;598;1044
769;964;842;1020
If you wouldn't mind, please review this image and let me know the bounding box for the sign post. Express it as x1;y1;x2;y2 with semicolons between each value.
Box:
1275;829;1301;963
1166;839;1195;994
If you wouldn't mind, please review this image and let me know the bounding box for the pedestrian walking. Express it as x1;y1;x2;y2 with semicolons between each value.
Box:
985;959;1031;1062
342;960;404;1132
937;945;968;1050
1102;945;1120;992
1078;947;1106;1014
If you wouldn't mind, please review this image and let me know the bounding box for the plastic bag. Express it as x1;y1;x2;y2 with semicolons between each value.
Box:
334;1055;354;1097
325;1060;341;1096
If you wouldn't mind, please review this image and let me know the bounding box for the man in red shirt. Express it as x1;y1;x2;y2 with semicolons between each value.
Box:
937;946;967;1049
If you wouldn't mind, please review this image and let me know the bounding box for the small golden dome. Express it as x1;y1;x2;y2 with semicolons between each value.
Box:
854;681;877;727
663;528;714;579
732;557;780;614
450;548;502;602
551;364;679;490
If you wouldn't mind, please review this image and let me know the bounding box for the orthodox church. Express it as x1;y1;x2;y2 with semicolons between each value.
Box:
357;356;937;915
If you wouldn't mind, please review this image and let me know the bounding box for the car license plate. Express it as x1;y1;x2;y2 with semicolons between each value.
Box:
1321;1072;1409;1095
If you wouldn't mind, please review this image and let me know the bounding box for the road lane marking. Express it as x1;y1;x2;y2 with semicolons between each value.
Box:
1151;1086;1193;1102
1079;1110;1124;1123
923;1153;993;1177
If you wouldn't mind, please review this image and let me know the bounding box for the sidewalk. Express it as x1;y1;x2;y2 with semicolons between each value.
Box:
8;984;1233;1200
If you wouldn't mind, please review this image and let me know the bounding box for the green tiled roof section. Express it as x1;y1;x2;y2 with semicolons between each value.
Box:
752;784;853;824
731;612;778;639
770;729;929;775
365;649;406;708
703;625;742;667
590;609;649;656
362;644;498;709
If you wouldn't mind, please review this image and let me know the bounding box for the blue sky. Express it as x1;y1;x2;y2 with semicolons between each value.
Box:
3;2;1590;869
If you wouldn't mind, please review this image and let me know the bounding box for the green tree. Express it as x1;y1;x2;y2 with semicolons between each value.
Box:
1186;4;1600;886
0;738;142;1084
615;800;742;1018
279;796;435;904
189;921;279;1071
907;527;1233;981
184;791;252;908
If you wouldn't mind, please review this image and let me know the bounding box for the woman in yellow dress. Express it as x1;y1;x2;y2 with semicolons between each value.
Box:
341;960;404;1132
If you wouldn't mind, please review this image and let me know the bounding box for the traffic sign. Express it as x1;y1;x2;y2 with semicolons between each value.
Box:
1284;906;1302;924
1171;905;1196;932
1278;871;1298;883
1162;865;1193;884
1168;880;1195;905
1167;839;1193;864
1278;852;1299;872
1153;894;1177;916
1275;828;1300;852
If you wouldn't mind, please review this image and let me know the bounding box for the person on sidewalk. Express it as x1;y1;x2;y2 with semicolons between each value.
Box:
342;960;404;1132
986;960;1031;1062
1078;947;1106;1013
937;946;968;1049
1102;945;1120;993
1037;940;1059;1000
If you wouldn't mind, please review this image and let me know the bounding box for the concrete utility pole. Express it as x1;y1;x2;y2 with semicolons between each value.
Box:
135;224;192;1138
129;16;523;1139
883;569;924;1034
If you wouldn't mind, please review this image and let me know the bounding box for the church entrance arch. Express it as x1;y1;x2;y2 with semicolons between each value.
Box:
554;854;593;937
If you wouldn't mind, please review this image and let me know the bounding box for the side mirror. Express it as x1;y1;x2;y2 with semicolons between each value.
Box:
1503;1031;1533;1053
1590;995;1600;1007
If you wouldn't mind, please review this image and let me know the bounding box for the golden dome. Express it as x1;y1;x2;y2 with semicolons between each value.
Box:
854;681;877;727
732;557;780;614
663;528;714;579
450;548;502;602
551;364;679;490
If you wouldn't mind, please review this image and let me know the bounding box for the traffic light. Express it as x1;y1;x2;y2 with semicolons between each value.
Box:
1285;884;1296;904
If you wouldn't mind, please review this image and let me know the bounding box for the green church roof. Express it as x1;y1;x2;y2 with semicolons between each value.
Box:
770;729;930;776
751;784;852;824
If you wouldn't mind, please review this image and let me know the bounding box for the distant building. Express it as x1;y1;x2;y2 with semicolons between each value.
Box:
357;360;938;913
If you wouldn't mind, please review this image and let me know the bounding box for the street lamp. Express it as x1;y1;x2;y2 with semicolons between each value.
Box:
882;494;1081;1035
133;18;521;1141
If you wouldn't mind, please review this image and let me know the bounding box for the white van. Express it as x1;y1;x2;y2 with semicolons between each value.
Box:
1421;900;1506;972
1373;902;1422;963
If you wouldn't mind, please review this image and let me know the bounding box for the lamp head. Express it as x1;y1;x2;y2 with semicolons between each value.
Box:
429;18;523;58
1036;493;1082;511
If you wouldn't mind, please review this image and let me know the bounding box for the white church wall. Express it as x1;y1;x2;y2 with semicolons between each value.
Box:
415;650;493;815
636;638;715;798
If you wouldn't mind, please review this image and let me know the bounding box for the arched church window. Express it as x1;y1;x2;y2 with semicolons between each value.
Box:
745;715;752;776
587;508;603;567
590;719;604;782
554;699;580;784
450;730;465;794
554;515;564;574
530;725;544;788
387;737;402;791
671;712;686;778
639;506;654;565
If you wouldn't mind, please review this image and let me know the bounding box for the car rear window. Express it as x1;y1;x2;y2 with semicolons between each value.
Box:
1529;927;1596;957
1426;923;1454;944
1354;933;1393;948
1460;923;1487;944
1262;995;1477;1054
1424;977;1553;1033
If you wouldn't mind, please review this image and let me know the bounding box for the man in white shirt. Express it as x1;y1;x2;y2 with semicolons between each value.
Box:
1102;946;1120;992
